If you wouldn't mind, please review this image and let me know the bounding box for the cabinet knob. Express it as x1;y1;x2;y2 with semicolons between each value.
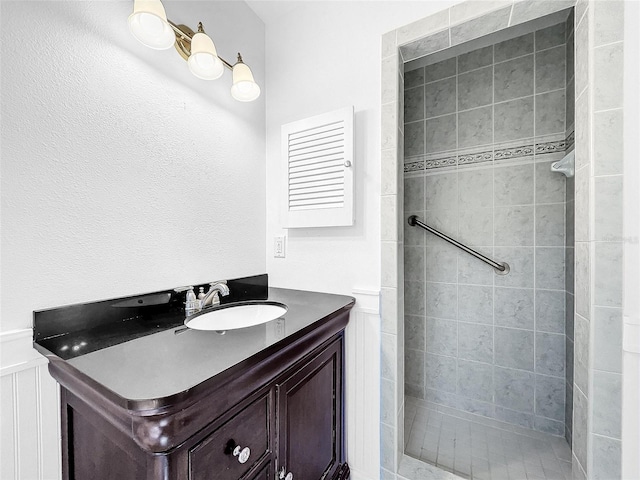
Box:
232;445;251;464
279;467;293;480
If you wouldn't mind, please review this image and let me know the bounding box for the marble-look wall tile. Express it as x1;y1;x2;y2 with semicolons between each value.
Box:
494;163;535;206
425;172;457;210
495;327;534;371
510;1;574;28
458;106;493;148
457;360;493;402
574;11;589;97
536;161;566;204
381;287;398;335
573;387;588;473
494;97;534;142
404;281;425;316
495;406;535;429
458;66;493;110
458;285;493;324
458;323;493;363
405;315;426;351
495;33;534;62
381;332;397;381
593;42;623;111
457;252;494;286
494;55;534;102
536;203;565;246
450;6;511;46
534;416;565;436
405;67;424;89
535;23;566;51
535;90;565;136
459;169;493;208
405;349;425;388
425;77;456;118
536;46;566;93
381;378;396;426
574;166;589;242
574;92;590;171
574;314;589;395
593;109;623;176
594;176;623;242
591;435;621;480
495;287;535;329
404;121;425;157
535;332;565;377
536;247;565;290
404;176;424;212
425;57;456;83
396;8;449;47
404;86;424;123
457;45;493;73
494;247;535;288
592;370;621;437
425;317;457;357
426;244;458;283
400;29;450;62
425;354;457;393
457;207;493;246
426;282;457;320
426;114;456;153
594;0;624;46
535;374;565;421
449;1;512;27
535;289;565;334
594;242;622;308
494;206;535;246
593;306;622;373
404;246;425;282
495;367;535;412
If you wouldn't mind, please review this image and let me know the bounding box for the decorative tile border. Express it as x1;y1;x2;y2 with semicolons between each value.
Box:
403;135;574;174
494;144;534;162
458;150;492;166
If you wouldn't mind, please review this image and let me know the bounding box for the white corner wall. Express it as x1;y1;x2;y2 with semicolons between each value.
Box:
0;1;266;333
263;1;458;295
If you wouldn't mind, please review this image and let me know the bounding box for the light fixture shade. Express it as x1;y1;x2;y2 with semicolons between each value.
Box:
128;0;175;50
231;62;261;102
187;32;224;80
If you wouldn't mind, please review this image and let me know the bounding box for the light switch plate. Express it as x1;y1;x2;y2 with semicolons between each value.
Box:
274;236;286;258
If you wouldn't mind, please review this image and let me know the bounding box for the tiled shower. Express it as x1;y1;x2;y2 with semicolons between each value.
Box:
402;15;576;478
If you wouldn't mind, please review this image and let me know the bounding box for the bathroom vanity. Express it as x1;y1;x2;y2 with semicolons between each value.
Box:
34;275;354;480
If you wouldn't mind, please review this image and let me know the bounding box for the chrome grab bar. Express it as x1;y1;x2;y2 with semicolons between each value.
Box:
407;215;510;275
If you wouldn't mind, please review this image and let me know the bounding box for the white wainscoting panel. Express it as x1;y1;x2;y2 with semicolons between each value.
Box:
0;329;61;480
345;290;381;480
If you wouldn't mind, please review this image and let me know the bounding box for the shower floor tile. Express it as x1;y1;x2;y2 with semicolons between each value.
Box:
404;397;572;480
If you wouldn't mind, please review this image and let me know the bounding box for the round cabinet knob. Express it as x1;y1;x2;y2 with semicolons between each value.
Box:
232;445;251;464
285;473;293;480
344;160;352;167
279;467;293;480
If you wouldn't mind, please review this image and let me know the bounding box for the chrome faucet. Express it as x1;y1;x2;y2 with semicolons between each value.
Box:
199;281;230;309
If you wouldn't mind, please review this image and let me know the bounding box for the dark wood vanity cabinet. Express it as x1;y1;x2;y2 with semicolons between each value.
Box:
51;320;350;480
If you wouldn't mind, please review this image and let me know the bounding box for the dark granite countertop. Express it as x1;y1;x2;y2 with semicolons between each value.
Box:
35;282;354;406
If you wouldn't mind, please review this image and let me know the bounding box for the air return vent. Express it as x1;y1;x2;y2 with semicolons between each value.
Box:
281;106;354;228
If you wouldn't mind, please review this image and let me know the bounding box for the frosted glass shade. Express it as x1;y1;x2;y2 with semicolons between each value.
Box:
128;0;175;50
231;62;260;102
187;32;224;80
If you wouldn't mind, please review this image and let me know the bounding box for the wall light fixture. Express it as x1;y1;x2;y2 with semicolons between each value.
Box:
128;0;261;102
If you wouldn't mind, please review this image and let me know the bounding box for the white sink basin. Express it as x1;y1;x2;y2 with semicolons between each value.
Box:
184;302;287;331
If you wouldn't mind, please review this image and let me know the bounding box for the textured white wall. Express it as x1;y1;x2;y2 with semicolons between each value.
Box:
263;1;457;295
0;1;266;332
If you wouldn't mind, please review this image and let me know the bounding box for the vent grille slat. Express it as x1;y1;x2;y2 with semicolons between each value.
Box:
288;121;344;141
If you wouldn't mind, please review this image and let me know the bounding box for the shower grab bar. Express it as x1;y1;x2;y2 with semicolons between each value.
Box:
407;215;510;275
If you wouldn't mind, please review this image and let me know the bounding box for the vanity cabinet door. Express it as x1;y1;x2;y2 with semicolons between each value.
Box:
189;392;272;480
276;337;343;480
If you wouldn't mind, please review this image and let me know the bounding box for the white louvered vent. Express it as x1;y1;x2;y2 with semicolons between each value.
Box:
282;107;354;228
